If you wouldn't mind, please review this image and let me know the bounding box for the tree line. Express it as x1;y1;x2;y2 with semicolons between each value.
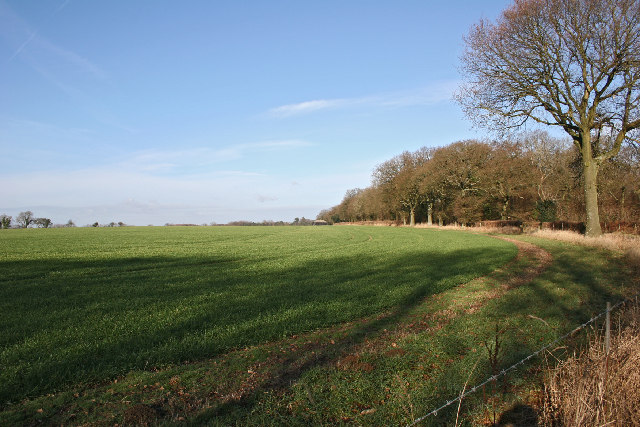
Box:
0;211;55;229
0;211;79;229
0;211;136;229
317;131;639;230
320;0;640;237
455;0;640;236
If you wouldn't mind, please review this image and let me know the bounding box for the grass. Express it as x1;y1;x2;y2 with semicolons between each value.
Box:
1;227;636;425
0;226;515;408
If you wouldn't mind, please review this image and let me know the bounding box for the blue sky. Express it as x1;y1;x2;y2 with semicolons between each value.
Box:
1;0;511;225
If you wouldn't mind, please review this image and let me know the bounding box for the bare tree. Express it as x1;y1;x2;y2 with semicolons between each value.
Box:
520;130;571;201
373;149;432;226
426;141;492;225
458;0;640;236
373;156;405;223
16;211;34;228
482;141;536;220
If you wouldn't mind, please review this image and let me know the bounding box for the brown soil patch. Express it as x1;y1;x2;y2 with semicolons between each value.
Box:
336;354;375;372
495;236;553;289
123;403;159;426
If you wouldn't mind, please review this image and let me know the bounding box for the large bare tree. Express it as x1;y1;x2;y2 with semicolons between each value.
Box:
458;0;640;236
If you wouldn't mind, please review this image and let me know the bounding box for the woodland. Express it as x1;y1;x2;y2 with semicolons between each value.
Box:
318;131;640;231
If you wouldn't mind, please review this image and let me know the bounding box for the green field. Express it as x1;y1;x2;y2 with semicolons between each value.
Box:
0;226;517;407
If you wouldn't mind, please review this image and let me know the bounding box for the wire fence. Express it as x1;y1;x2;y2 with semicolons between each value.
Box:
407;293;640;426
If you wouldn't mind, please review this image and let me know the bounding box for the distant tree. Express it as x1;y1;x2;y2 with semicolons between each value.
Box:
458;0;640;236
338;188;366;222
92;222;99;227
316;210;333;224
65;219;76;227
33;218;52;228
373;157;405;222
16;211;34;228
359;186;386;221
297;217;314;226
420;151;454;226
396;166;424;226
395;150;432;226
0;214;11;229
118;222;125;227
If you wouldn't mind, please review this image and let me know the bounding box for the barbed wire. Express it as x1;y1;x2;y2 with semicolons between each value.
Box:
407;294;638;426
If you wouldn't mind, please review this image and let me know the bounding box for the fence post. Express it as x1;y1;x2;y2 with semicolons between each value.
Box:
605;302;611;354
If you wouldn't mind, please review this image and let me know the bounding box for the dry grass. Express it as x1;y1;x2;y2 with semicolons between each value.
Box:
416;223;640;265
414;223;521;234
414;223;640;262
530;229;640;266
541;300;640;426
334;220;397;226
531;228;639;251
342;221;640;258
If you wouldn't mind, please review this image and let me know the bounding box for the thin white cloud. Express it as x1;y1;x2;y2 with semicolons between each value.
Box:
267;81;460;118
245;140;313;149
268;99;353;118
256;194;278;203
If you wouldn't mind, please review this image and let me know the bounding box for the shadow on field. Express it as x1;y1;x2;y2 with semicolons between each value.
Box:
0;244;515;407
488;245;627;337
185;247;517;422
423;243;634;426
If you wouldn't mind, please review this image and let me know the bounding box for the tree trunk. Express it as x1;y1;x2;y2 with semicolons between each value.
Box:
409;208;415;226
501;197;509;220
582;154;602;237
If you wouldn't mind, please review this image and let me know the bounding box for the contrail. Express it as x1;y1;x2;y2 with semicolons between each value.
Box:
7;31;37;63
54;0;71;14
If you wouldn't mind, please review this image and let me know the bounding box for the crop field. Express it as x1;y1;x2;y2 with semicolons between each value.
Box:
0;226;636;425
0;227;514;402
